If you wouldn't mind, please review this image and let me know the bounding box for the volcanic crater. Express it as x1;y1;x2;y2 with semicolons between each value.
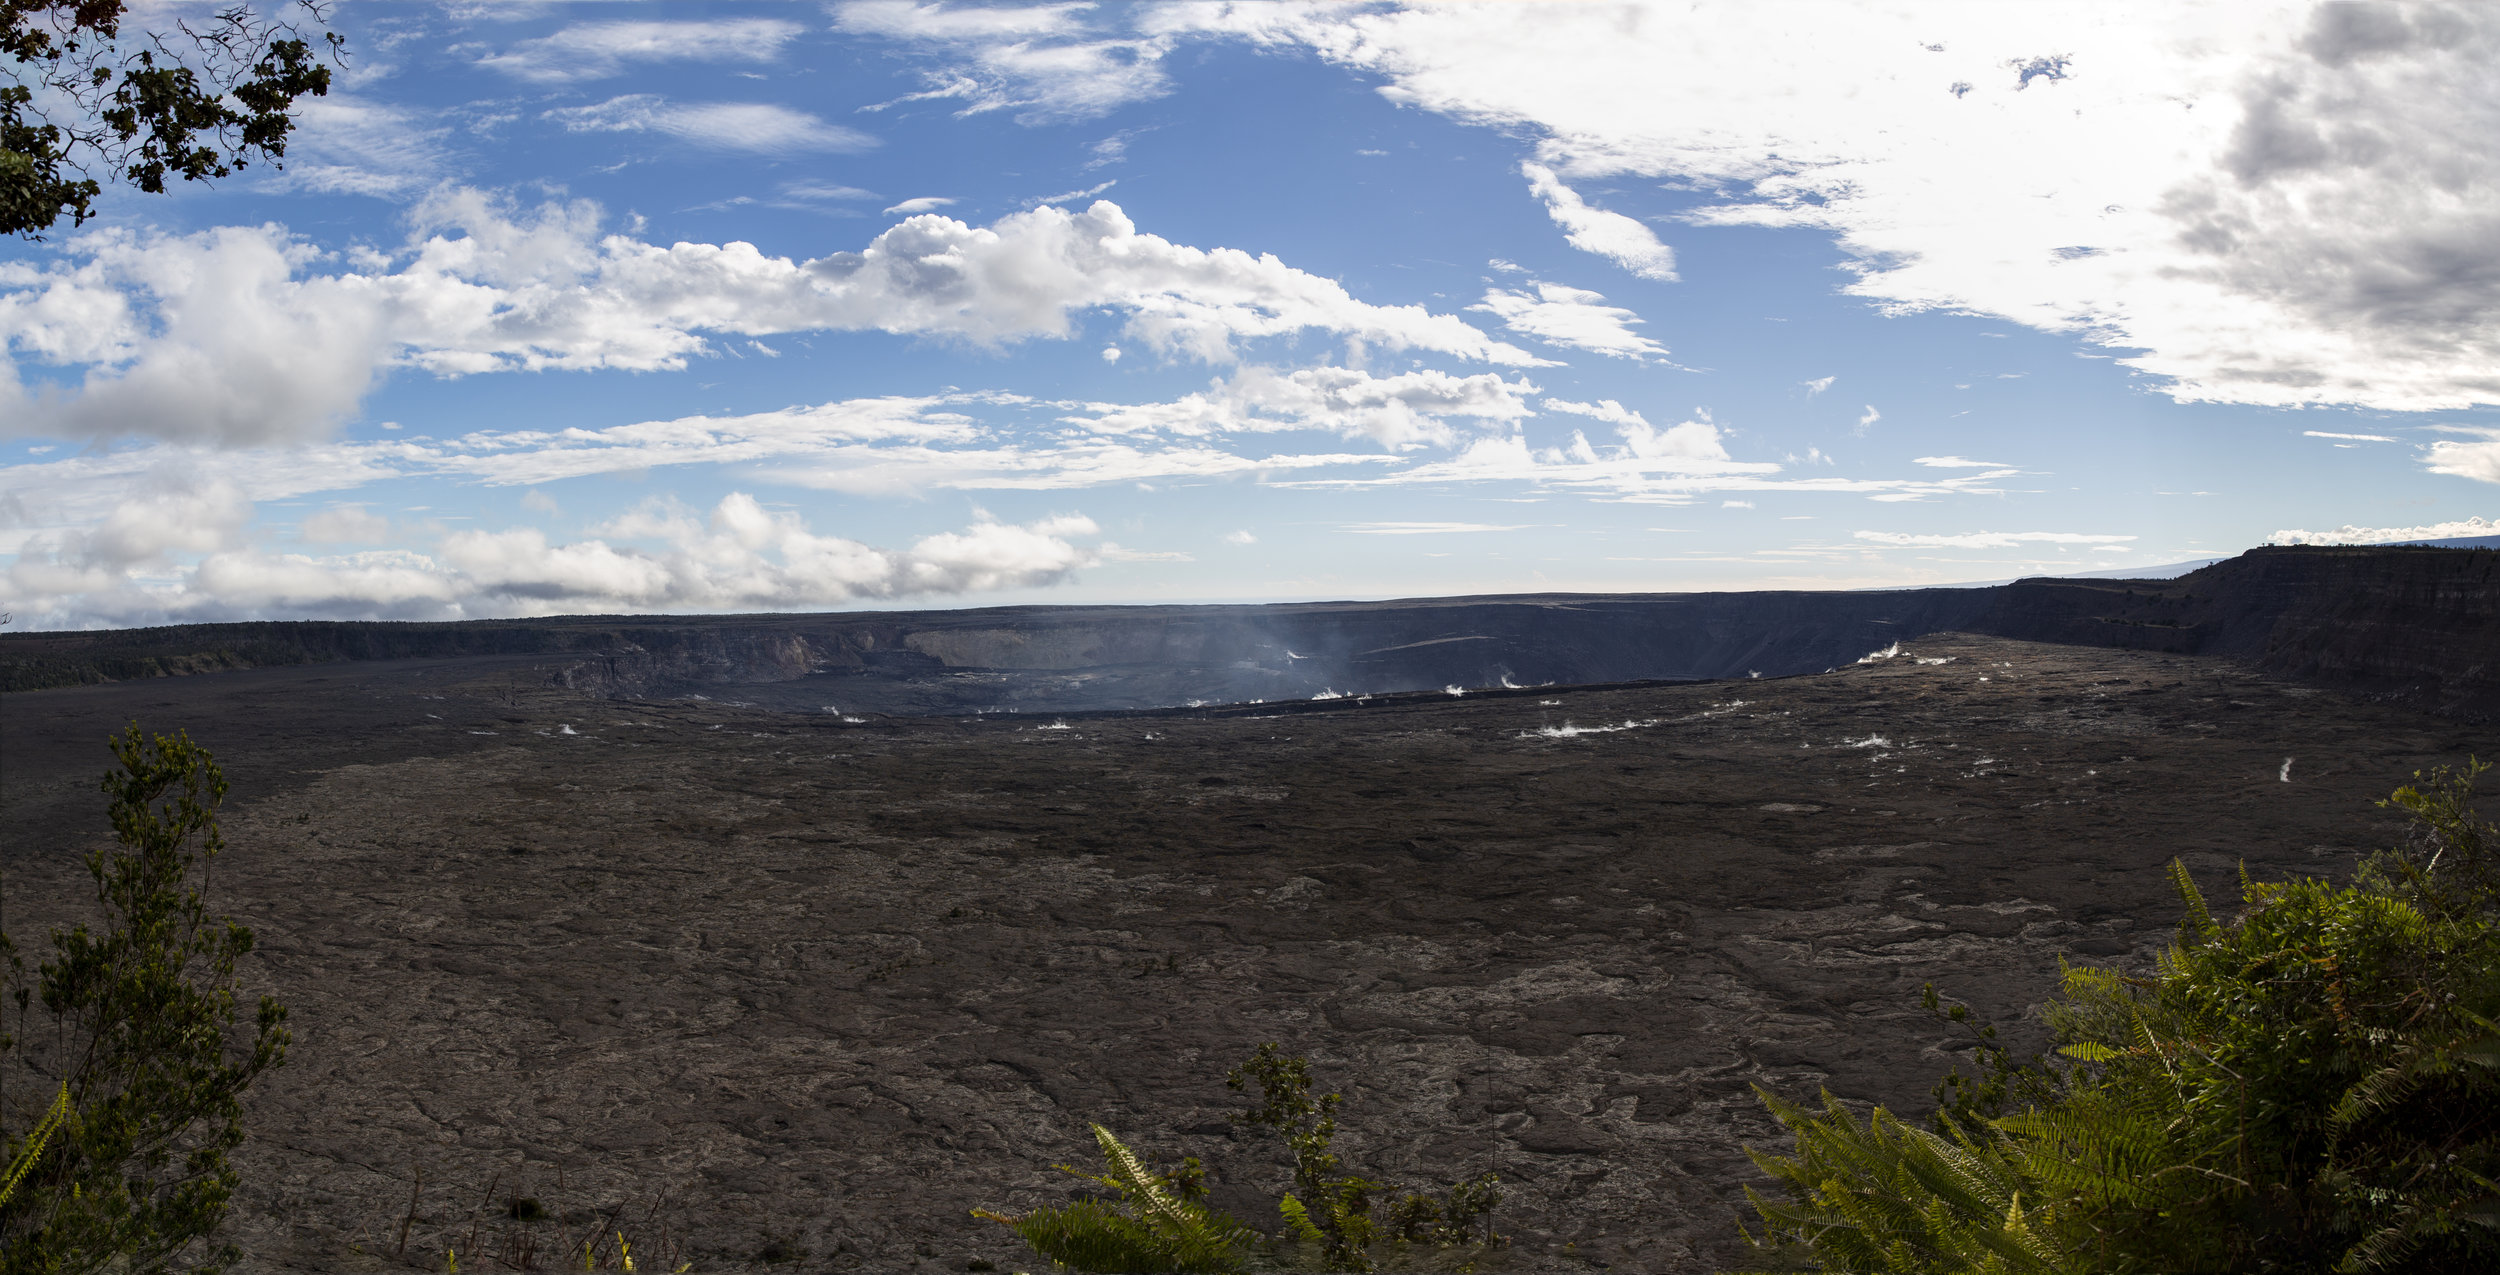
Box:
7;589;2492;1272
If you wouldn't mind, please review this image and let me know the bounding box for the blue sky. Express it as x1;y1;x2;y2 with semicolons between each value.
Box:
3;1;2496;626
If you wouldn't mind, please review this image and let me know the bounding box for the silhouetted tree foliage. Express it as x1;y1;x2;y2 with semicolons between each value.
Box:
3;1;342;237
1738;761;2500;1274
0;724;290;1273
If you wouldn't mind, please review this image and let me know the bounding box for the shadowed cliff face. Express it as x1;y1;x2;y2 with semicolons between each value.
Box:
4;545;2495;720
1964;546;2500;719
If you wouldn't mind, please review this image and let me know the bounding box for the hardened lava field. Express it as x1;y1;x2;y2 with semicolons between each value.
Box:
3;632;2488;1273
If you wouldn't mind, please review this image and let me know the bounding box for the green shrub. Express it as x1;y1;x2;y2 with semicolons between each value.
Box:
1739;761;2500;1274
0;724;291;1274
1226;1043;1501;1272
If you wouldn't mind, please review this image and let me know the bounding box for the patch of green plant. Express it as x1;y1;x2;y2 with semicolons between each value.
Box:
1227;1043;1501;1272
1736;760;2500;1274
976;1123;1256;1273
0;723;291;1274
977;1047;1503;1274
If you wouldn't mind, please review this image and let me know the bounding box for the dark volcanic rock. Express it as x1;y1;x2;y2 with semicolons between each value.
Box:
4;633;2489;1273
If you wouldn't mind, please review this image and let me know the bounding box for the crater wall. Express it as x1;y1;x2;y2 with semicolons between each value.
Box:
5;545;2493;719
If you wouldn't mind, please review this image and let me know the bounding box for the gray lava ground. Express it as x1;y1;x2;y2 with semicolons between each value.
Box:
2;633;2491;1273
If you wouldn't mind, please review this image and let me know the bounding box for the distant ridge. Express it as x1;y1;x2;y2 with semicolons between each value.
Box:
4;544;2494;720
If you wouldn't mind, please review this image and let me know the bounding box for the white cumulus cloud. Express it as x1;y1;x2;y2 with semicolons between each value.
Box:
2427;428;2500;484
1542;398;1648;428
2266;515;2499;545
1165;1;2500;412
5;490;1106;625
0;195;1536;447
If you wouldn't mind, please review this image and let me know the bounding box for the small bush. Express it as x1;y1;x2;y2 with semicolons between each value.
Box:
0;723;291;1274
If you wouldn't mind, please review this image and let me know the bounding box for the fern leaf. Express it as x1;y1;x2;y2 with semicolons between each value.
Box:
1091;1124;1189;1233
2167;859;2216;942
1278;1193;1327;1244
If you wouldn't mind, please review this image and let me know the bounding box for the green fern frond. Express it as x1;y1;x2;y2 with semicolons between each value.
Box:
1279;1194;1326;1244
1741;1086;2089;1274
1092;1123;1193;1237
2167;859;2216;942
980;1127;1253;1273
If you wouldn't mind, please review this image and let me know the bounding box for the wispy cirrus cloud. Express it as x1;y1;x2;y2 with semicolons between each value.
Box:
278;97;456;197
480;19;807;81
1066;366;1539;450
1471;281;1667;361
837;1;1172;121
1339;521;1535;535
1520;162;1677;282
547;96;879;153
1853;529;2135;549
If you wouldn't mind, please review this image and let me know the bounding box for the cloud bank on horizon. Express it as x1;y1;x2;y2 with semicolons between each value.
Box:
1;0;2493;627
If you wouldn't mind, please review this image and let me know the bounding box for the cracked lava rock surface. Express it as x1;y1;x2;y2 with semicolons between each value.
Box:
2;632;2490;1272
